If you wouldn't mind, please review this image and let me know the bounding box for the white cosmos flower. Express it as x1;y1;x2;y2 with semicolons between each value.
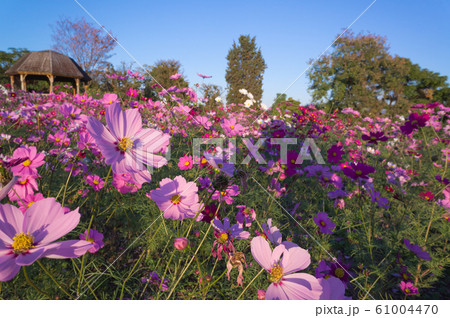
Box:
215;96;222;102
239;89;248;95
244;99;253;108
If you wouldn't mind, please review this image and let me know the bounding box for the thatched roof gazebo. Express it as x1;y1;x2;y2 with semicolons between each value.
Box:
5;50;91;94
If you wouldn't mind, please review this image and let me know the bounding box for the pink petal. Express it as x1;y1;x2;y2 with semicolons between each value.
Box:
319;277;350;300
105;102;125;139
281;245;311;274
123;108;142;137
0;203;24;241
250;237;272;271
271;244;286;267
15;248;46;266
0;253;21;282
42;240;93;259
281;273;323;300
86;116;117;145
265;283;289;300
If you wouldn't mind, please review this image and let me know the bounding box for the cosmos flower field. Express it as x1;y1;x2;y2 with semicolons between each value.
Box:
0;81;449;300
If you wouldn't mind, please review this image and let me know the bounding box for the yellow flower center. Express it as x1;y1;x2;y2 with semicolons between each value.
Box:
332;152;337;156
55;138;61;142
217;163;223;169
323;177;329;181
19;179;28;185
355;170;362;175
201;158;207;164
370;136;376;140
218;232;228;243
405;288;411;294
87;238;95;243
171;194;181;204
230;125;235;129
93;180;99;185
109;100;113;104
23;159;31;167
269;264;284;283
290;159;295;164
118;137;133;152
184;161;190;166
12;232;34;254
220;191;227;196
334;268;345;278
320;221;326;227
324;274;330;279
27;201;35;208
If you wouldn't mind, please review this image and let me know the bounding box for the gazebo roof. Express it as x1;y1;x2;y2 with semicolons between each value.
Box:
5;50;91;82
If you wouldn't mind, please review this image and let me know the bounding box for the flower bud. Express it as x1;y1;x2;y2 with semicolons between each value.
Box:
174;237;189;250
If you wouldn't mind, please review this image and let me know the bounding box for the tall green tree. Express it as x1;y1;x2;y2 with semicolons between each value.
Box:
225;35;267;105
308;32;411;114
0;48;30;85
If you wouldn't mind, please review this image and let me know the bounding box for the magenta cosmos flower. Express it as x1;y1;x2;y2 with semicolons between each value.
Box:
399;281;418;295
313;212;335;234
86;102;170;180
250;237;322;300
178;155;193;170
0;198;93;281
79;229;104;253
148;176;203;220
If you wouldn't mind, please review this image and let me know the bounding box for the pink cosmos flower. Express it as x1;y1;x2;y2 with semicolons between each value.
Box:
0;198;93;281
17;192;44;213
211;184;240;205
86;102;170;182
399;281;418;295
9;145;45;177
169;73;182;79
221;118;244;136
102;93;118;105
79;229;104;253
148;176;203;220
48;131;71;147
250;237;322;300
313;212;335;234
178;155;193;170
197;73;212;79
86;174;105;191
195;116;213;129
8;175;39;202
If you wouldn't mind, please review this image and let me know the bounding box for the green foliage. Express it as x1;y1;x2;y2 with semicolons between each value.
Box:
200;83;223;109
146;59;189;96
307;31;450;115
0;47;30;85
225;35;267;104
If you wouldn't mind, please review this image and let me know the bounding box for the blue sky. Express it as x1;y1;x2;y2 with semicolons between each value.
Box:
2;0;450;106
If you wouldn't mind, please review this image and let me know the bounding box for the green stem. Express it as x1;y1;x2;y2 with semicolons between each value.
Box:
37;260;74;299
23;266;52;299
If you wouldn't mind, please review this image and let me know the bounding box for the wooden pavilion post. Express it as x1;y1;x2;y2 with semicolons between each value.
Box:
75;78;80;95
19;74;27;91
9;76;14;92
46;74;54;93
